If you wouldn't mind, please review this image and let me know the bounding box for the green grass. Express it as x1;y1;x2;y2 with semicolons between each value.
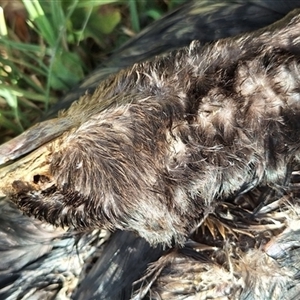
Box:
0;0;184;143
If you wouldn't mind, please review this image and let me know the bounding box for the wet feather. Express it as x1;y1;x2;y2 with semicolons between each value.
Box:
1;2;300;300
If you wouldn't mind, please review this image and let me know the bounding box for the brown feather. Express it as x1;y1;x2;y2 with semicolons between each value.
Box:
1;10;300;248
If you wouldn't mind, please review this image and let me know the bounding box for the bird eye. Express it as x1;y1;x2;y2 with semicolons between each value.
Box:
33;175;40;184
33;174;50;184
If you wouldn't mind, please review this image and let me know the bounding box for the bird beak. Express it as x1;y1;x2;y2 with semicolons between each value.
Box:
0;117;72;198
0;117;73;165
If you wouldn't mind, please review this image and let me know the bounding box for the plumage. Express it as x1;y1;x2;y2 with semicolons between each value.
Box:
48;0;300;117
1;9;300;246
0;200;106;300
136;181;300;299
1;1;300;300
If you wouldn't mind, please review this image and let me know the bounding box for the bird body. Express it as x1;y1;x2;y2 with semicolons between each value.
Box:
1;10;300;247
1;2;300;300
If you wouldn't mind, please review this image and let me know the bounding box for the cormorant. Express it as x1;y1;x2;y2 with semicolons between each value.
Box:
1;1;300;299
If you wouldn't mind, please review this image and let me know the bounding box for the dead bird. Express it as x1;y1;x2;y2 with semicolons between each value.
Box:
1;0;300;300
1;9;300;247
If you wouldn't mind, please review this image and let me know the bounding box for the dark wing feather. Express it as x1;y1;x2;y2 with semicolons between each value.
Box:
0;199;105;300
73;231;163;300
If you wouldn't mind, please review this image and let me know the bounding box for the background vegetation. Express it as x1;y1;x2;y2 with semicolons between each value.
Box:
0;0;184;143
